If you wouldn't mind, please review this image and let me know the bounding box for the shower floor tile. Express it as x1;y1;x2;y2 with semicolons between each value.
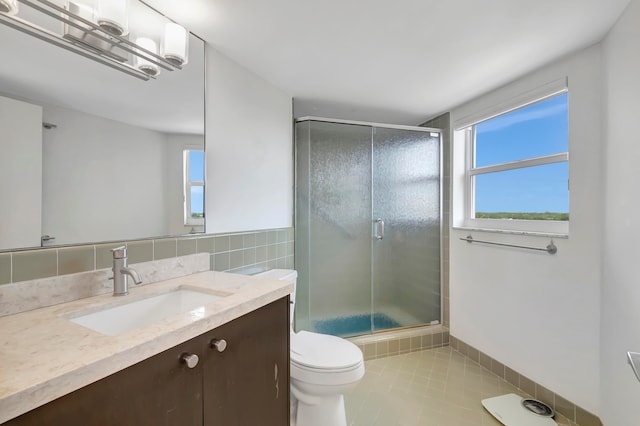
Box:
314;313;401;337
344;346;578;426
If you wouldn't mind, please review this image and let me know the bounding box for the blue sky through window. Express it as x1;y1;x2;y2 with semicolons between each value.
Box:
473;93;568;214
189;151;204;215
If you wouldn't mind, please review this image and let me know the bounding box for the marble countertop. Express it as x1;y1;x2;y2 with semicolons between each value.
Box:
0;271;293;424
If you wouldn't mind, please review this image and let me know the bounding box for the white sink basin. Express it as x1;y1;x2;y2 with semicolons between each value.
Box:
68;288;226;336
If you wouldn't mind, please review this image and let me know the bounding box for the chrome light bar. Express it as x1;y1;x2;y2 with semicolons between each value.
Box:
0;0;184;81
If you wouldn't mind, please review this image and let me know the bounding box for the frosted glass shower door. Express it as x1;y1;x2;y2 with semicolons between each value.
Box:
295;120;373;334
371;128;441;331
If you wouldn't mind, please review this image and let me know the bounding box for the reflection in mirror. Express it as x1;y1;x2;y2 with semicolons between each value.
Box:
0;1;205;251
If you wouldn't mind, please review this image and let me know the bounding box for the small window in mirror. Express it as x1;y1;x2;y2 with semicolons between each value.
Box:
184;149;204;226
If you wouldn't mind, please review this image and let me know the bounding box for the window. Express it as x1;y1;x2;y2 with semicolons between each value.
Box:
184;149;204;226
460;91;569;234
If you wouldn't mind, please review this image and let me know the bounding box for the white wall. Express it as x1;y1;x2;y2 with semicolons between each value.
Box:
600;1;640;424
205;46;293;233
42;106;170;244
0;96;42;249
449;45;604;412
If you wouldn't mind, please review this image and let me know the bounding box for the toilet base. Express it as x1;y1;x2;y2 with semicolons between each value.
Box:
295;394;346;426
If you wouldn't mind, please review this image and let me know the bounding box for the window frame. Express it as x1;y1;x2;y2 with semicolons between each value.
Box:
461;90;570;235
183;149;205;226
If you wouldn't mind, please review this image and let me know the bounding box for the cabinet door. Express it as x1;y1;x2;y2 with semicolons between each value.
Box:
203;297;289;426
6;338;203;426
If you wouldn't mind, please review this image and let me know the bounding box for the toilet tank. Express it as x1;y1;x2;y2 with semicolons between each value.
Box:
253;269;297;328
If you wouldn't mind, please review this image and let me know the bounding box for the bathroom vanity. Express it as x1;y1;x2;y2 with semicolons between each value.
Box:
0;271;292;425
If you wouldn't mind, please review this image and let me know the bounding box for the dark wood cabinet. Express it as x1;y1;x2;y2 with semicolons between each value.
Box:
4;297;289;426
6;333;204;426
203;296;289;426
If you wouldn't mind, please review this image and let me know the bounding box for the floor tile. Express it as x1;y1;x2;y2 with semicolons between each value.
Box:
345;346;578;426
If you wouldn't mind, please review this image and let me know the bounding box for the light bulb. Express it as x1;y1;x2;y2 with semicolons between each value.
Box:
97;0;129;36
134;37;160;76
162;22;188;66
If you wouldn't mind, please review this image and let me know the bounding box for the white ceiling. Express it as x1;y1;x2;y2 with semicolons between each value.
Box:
147;0;630;125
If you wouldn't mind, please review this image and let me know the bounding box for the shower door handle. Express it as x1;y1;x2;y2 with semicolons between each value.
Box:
374;218;385;240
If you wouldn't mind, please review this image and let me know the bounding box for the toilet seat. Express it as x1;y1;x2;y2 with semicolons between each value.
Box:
291;330;363;371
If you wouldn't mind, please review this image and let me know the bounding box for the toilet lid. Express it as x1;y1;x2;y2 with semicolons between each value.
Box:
291;330;363;370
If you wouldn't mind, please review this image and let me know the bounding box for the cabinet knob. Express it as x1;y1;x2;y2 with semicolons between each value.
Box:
211;338;227;352
181;353;199;368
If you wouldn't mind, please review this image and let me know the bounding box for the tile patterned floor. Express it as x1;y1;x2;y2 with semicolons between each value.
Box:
345;346;578;426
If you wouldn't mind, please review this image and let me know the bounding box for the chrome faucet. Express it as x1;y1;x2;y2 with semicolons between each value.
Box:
111;246;142;296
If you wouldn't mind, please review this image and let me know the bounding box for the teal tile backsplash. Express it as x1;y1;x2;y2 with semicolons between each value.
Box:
153;238;177;260
177;238;198;256
0;228;294;285
0;254;11;285
58;246;95;275
12;249;57;282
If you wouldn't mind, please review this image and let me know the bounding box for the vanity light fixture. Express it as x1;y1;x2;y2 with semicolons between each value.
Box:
96;0;129;37
162;22;188;66
134;36;160;76
0;0;18;15
0;0;189;81
63;1;128;62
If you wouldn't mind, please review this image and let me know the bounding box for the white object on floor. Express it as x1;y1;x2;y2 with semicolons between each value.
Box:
482;393;558;426
254;269;365;426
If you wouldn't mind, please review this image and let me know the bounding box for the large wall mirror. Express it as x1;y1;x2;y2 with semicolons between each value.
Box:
0;2;206;251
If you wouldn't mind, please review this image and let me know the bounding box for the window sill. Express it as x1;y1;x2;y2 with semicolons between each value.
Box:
452;226;568;239
185;220;205;227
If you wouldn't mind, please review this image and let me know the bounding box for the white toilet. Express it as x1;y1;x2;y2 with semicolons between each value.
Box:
254;269;365;426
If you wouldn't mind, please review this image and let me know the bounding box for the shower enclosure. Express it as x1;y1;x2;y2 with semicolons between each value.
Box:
295;118;441;337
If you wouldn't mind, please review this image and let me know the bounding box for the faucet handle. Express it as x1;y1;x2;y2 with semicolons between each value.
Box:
111;246;127;259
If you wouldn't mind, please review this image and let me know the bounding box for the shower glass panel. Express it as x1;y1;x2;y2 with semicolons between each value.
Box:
295;118;441;337
372;128;441;331
295;120;373;333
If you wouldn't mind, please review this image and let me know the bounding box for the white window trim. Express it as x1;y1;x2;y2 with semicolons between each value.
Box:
184;149;204;226
469;152;568;176
458;88;569;235
453;77;568;129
